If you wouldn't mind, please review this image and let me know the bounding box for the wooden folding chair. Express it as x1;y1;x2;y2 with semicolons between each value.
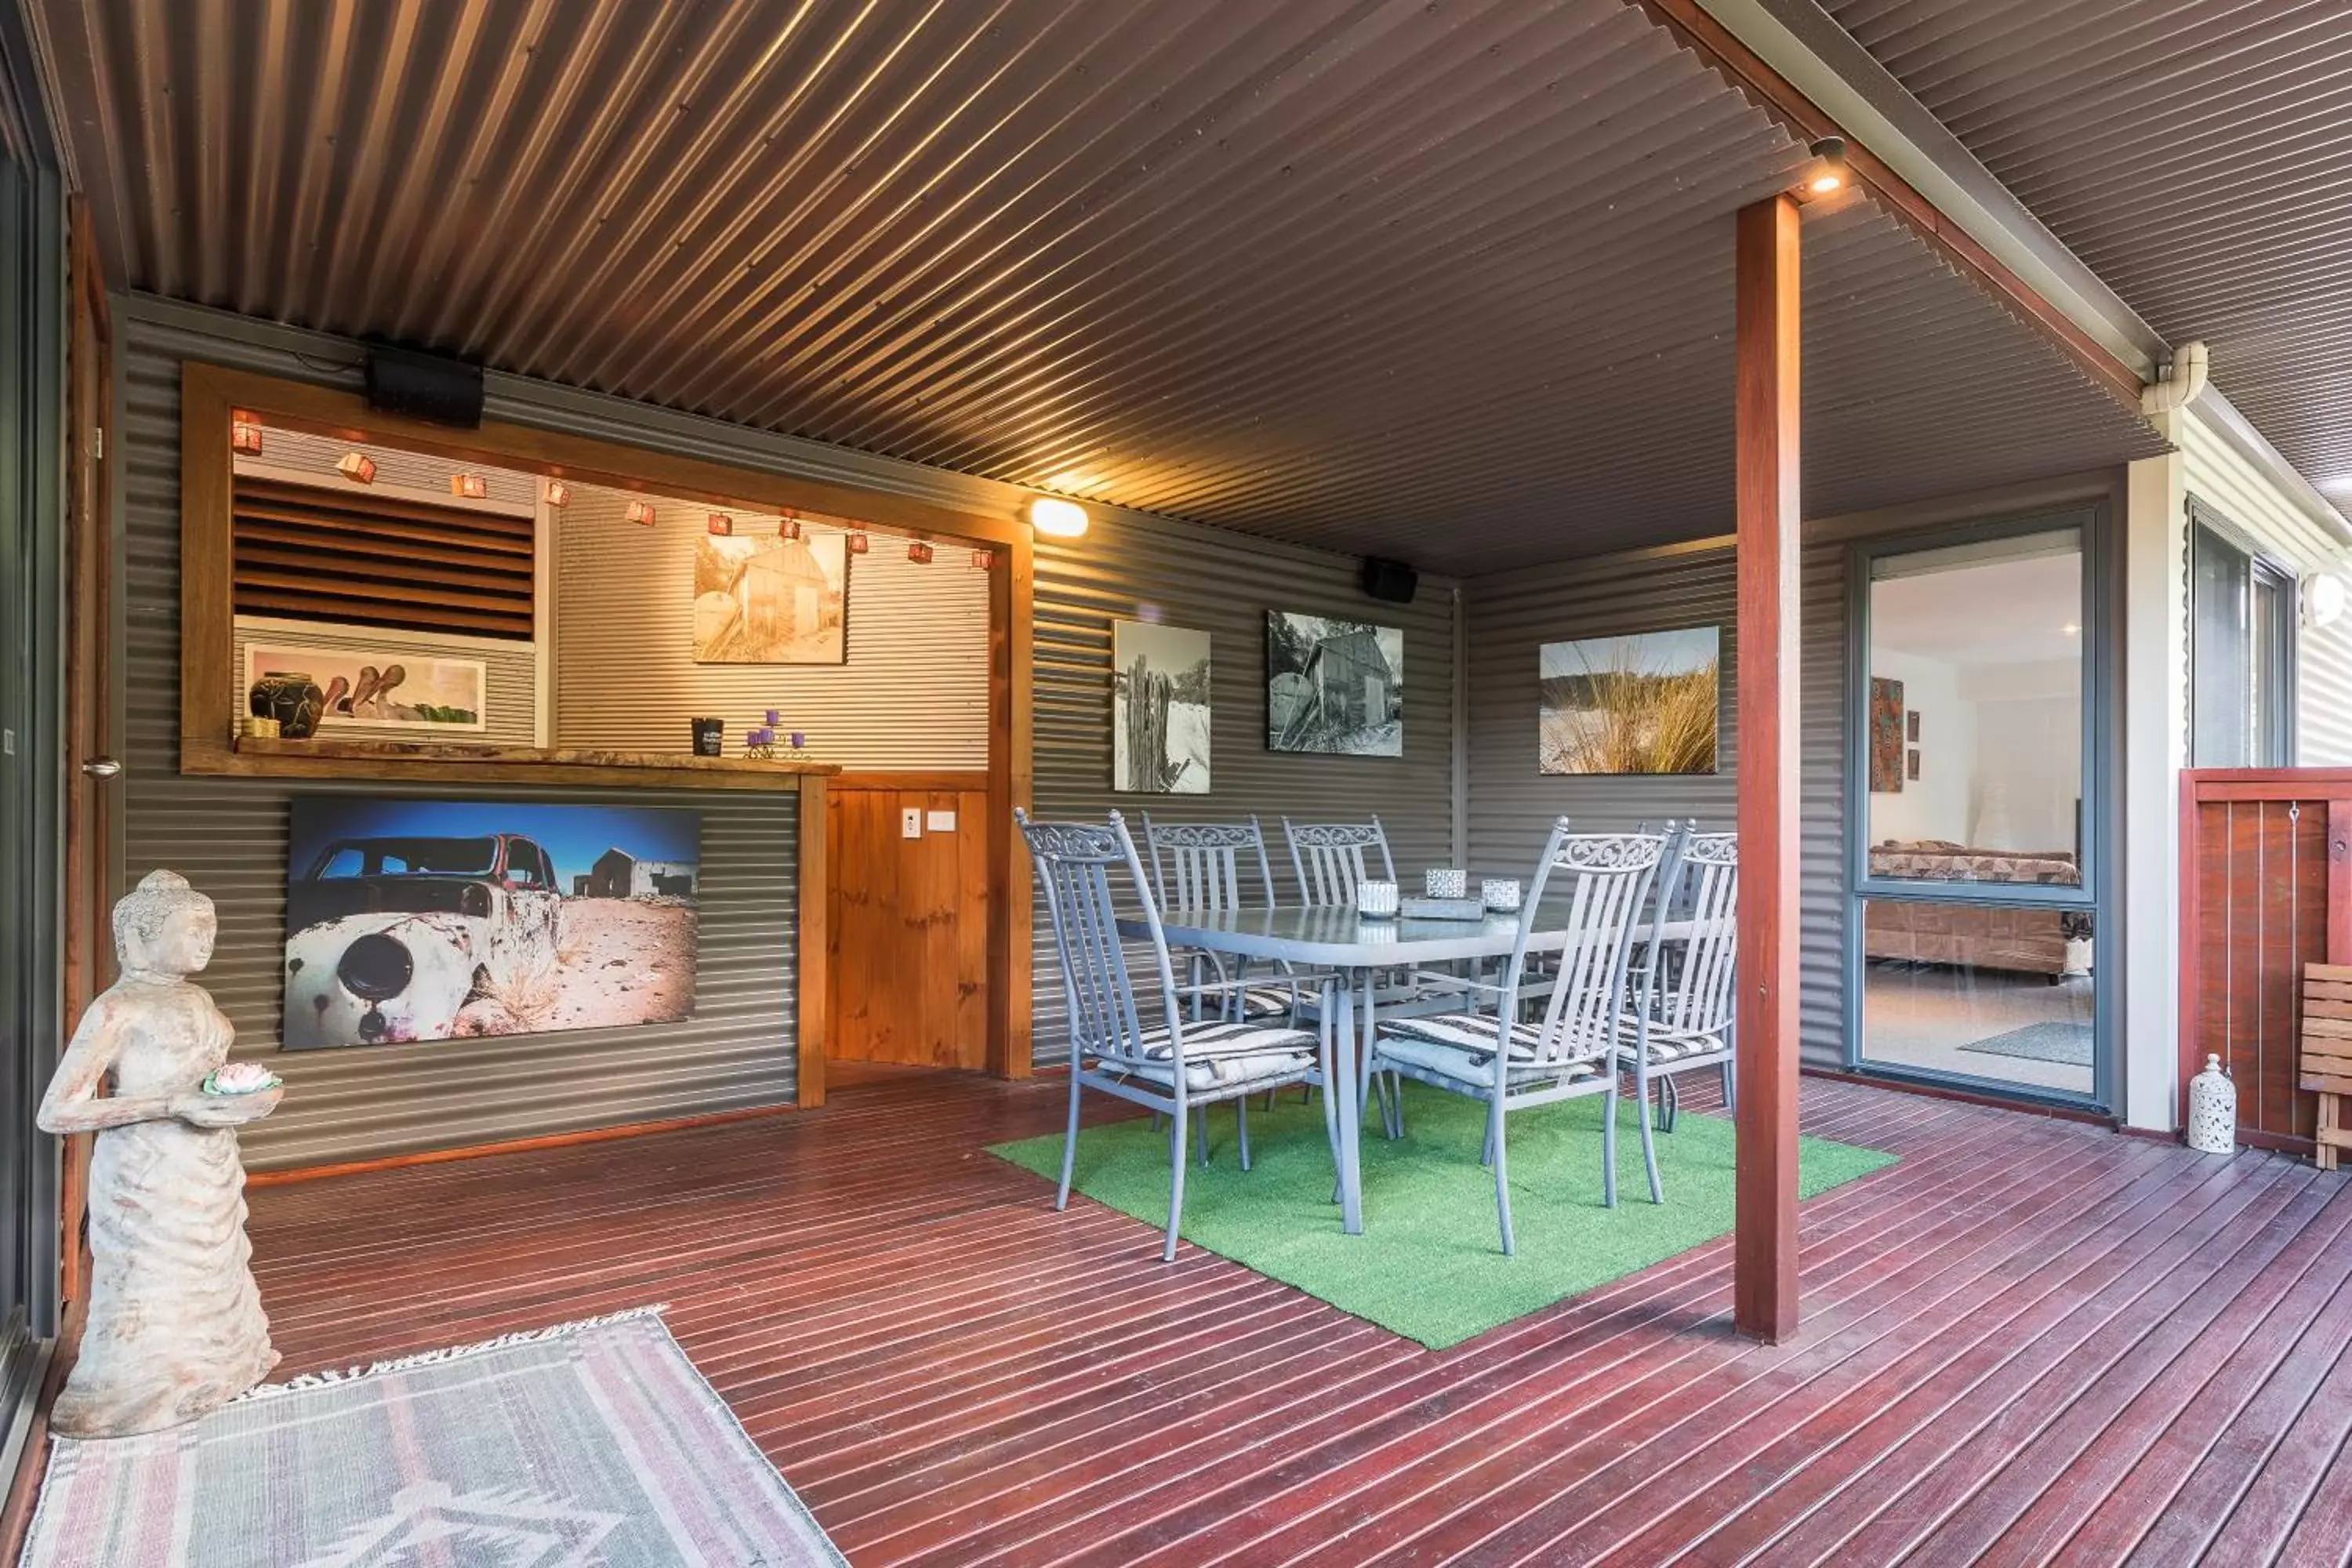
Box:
2299;962;2352;1171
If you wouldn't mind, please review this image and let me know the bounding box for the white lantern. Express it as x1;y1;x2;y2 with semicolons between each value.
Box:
2186;1054;2237;1156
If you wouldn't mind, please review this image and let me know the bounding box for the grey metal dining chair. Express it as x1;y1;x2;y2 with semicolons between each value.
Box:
1368;820;1666;1254
1139;814;1303;1022
1280;816;1396;906
1018;808;1331;1261
1621;825;1739;1181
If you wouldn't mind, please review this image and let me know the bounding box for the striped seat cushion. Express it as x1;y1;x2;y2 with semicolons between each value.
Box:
1095;1019;1319;1093
1239;985;1298;1019
1615;1016;1732;1063
1374;1012;1607;1088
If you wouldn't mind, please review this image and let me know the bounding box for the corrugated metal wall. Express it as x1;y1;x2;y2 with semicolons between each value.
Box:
121;318;800;1171
1798;537;1853;1073
554;483;988;766
1458;535;1847;1069
1029;517;1460;1065
1463;543;1739;867
2176;411;2352;767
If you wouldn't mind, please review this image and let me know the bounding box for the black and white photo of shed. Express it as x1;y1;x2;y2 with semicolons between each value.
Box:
1266;611;1404;757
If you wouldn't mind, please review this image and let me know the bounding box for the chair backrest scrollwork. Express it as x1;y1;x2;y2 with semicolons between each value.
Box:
1140;814;1277;913
1493;818;1667;1073
1642;826;1738;1041
1280;816;1398;907
1017;809;1184;1069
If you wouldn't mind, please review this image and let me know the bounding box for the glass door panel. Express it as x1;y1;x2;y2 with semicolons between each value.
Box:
1863;528;2085;884
1858;901;2095;1098
1853;523;2101;1102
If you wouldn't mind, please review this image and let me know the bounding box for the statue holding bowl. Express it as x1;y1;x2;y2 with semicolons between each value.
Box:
37;869;282;1438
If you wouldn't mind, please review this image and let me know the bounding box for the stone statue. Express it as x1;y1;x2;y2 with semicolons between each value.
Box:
37;869;282;1438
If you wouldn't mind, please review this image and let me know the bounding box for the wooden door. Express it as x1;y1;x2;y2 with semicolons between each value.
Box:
829;776;991;1069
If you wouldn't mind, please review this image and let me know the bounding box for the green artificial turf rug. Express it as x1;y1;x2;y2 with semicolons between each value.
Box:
989;1082;1896;1350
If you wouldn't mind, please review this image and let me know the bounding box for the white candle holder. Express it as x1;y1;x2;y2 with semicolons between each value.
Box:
1425;868;1468;899
1482;878;1523;913
1356;879;1399;918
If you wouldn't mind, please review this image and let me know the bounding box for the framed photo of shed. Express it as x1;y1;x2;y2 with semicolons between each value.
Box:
174;361;1040;1113
692;524;850;664
1266;611;1404;757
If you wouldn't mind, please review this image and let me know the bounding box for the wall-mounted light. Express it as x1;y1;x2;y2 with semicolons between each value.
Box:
778;517;803;541
707;513;734;536
847;532;870;555
543;479;572;508
1028;495;1089;539
2306;571;2349;629
626;499;657;526
230;410;265;455
907;541;935;564
1796;136;1849;201
449;473;489;500
336;451;377;484
972;548;996;571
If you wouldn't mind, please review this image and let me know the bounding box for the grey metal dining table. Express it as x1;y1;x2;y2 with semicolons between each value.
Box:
1117;901;1694;1236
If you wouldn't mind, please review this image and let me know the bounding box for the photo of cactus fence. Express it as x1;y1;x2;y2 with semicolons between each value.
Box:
1112;619;1212;793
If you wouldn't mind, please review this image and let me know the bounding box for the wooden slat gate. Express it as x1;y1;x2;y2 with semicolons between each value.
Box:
2180;768;2352;1155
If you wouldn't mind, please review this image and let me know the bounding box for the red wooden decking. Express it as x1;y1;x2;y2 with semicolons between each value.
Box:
245;1067;2352;1566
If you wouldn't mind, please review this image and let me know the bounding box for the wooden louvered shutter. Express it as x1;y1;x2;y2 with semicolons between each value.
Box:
232;475;536;639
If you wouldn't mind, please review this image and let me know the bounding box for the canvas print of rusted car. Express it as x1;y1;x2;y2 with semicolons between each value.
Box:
283;798;700;1048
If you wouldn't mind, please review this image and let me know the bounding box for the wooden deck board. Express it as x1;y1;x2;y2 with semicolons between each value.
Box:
240;1071;2352;1566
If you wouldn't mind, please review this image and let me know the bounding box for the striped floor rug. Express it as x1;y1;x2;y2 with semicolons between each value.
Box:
22;1308;843;1567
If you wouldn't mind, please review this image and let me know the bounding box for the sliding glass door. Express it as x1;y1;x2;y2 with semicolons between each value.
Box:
1846;511;2107;1108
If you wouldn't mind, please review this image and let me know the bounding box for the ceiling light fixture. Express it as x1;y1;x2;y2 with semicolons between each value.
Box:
626;499;656;526
543;479;571;508
707;513;734;536
449;473;489;500
972;548;996;571
230;411;264;455
847;532;870;555
907;541;935;564
336;451;377;485
778;516;803;541
1798;136;1849;199
1028;495;1090;539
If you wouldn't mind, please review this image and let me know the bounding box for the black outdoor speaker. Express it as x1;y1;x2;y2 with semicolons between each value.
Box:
364;343;485;428
1359;556;1419;604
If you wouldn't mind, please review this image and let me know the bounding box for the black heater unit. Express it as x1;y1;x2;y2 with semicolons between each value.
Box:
364;344;485;428
1359;555;1419;604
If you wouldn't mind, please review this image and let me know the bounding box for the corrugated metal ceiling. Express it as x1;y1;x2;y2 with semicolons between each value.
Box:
1821;0;2352;503
36;0;2163;572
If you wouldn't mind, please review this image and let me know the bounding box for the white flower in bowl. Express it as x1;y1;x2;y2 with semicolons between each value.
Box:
205;1062;281;1096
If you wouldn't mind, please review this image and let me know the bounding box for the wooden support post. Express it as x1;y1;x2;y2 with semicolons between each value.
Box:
797;771;829;1109
1734;192;1803;1344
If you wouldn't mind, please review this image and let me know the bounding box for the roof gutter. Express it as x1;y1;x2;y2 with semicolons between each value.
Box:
1690;0;2352;549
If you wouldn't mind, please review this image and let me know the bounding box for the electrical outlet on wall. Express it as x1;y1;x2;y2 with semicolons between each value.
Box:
901;808;924;839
